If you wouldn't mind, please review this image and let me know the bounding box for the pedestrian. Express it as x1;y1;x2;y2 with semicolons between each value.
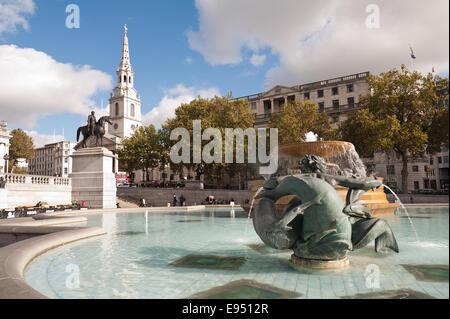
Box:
172;194;177;207
139;198;146;207
180;194;186;207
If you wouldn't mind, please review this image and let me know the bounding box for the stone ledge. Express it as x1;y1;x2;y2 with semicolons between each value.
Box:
0;224;106;299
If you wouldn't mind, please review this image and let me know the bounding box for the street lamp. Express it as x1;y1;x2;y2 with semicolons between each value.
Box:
3;154;9;173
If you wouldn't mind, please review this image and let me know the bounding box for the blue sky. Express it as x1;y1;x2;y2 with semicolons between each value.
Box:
0;0;448;146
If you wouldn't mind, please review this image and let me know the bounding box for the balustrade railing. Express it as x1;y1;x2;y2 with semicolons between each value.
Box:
0;173;70;186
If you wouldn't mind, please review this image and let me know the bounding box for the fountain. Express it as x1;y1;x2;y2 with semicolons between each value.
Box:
251;154;399;270
244;141;399;217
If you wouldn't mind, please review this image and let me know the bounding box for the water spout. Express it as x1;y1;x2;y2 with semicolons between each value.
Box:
383;184;420;243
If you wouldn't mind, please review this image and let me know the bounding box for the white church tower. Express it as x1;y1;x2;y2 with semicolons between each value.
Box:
109;25;143;138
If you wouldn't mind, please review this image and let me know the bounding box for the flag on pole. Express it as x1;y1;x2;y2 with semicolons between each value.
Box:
410;46;416;59
432;66;435;73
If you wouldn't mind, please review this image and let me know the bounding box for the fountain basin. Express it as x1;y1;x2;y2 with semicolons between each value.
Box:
279;141;353;158
21;207;449;299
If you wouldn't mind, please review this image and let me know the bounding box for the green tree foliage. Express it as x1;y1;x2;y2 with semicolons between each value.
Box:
117;124;162;181
162;94;255;184
338;65;448;193
268;99;339;145
8;128;35;172
426;78;449;153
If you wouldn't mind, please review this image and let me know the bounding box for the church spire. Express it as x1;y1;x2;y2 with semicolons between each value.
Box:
116;24;134;89
119;24;132;71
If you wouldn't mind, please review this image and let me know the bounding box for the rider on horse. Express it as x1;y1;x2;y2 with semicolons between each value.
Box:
87;111;96;137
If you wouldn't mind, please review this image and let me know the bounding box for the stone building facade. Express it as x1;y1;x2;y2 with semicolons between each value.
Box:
0;121;11;174
27;141;77;177
238;71;371;128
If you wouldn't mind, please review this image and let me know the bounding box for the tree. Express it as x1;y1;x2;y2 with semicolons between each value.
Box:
268;99;339;145
8;128;35;172
162;94;255;185
117;125;161;182
339;65;448;193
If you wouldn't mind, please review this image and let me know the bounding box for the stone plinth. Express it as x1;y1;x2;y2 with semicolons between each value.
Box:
69;147;118;209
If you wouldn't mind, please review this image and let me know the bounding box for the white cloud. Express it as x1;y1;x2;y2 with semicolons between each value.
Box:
185;56;194;64
188;0;449;89
25;130;65;148
0;0;35;36
250;53;266;66
142;84;220;128
0;45;112;128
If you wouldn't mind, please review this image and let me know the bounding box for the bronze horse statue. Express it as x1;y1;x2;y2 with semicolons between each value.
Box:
76;116;113;148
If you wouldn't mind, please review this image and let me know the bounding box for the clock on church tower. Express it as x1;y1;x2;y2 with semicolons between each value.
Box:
109;25;143;139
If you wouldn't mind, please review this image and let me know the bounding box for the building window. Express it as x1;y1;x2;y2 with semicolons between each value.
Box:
430;158;434;165
444;156;449;163
387;165;395;175
438;157;442;164
332;87;339;95
123;75;127;83
412;165;419;172
250;102;256;110
129;76;132;83
115;103;119;116
64;168;68;175
347;84;354;93
318;102;324;111
347;97;355;108
304;92;310;100
64;158;68;163
130;104;135;117
414;181;420;190
317;90;324;98
332;100;339;109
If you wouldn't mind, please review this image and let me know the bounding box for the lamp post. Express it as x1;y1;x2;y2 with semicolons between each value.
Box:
3;154;9;173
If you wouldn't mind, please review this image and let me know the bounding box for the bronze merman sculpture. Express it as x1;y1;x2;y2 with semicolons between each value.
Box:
253;155;398;269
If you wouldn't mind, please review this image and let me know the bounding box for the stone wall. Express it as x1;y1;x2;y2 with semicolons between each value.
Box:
117;187;251;206
0;174;71;209
386;194;449;204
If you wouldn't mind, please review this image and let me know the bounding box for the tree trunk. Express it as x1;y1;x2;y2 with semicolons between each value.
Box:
401;153;409;194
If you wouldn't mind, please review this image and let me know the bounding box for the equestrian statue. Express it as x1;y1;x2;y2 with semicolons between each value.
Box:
76;111;113;148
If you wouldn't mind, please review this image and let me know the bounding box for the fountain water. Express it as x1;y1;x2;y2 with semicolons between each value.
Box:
248;187;264;219
382;184;420;243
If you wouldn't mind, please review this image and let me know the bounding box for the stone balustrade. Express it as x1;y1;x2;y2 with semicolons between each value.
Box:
0;173;72;209
0;173;70;186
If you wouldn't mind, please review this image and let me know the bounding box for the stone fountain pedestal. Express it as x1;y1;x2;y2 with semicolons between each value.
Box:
289;255;350;270
69;147;118;209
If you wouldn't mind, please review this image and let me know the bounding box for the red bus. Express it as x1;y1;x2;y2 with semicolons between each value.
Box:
115;172;130;187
